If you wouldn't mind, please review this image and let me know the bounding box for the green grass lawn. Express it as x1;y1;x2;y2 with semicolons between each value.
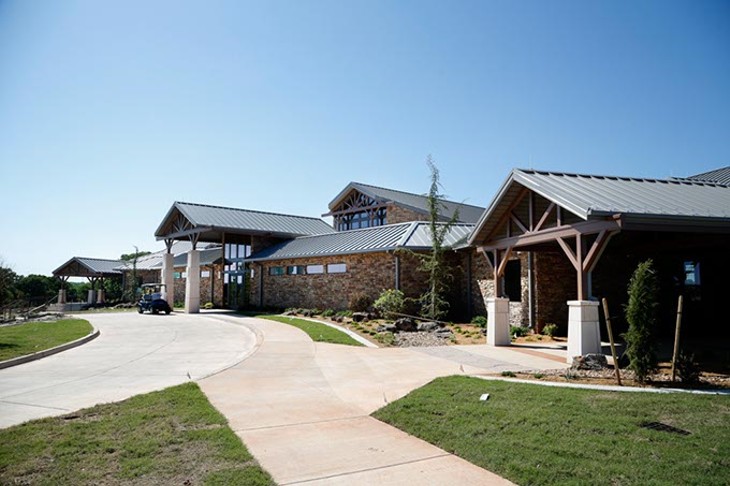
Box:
373;376;730;486
0;319;93;361
261;315;364;346
0;383;273;485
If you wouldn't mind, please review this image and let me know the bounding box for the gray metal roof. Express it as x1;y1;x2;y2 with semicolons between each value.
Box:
246;222;474;262
683;166;730;186
155;202;335;240
469;169;730;245
327;182;486;224
53;257;124;277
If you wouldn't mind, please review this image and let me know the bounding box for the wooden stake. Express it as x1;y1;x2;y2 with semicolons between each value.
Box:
671;295;684;382
601;298;622;386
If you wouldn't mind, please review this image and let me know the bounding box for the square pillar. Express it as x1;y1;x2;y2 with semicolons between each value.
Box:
97;289;105;304
57;289;67;304
567;300;601;363
487;297;510;346
185;249;200;313
162;252;174;302
87;289;96;304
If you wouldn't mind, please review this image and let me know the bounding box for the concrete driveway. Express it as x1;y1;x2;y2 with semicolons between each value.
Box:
200;314;566;485
0;311;257;428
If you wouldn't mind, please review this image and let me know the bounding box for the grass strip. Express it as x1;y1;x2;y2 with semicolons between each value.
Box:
261;315;363;346
0;382;274;485
373;376;730;486
0;319;93;361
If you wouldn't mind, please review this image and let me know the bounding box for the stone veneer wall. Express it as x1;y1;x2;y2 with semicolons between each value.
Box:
386;204;427;225
533;251;575;334
172;263;224;307
470;250;530;327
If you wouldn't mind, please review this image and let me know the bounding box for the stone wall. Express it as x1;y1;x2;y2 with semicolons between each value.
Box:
387;204;426;224
171;263;224;307
470;250;530;327
533;251;575;334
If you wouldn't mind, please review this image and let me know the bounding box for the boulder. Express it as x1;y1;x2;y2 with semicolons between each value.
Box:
394;317;417;332
435;327;454;338
417;321;440;332
571;353;608;371
352;312;370;323
376;324;397;333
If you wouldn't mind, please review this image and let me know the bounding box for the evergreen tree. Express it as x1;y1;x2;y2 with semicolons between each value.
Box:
623;259;659;383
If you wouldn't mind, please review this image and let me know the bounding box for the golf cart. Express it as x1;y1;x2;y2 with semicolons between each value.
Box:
138;283;172;315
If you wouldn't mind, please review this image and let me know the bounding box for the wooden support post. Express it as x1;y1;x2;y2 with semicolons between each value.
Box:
601;298;622;386
671;295;684;382
493;249;502;297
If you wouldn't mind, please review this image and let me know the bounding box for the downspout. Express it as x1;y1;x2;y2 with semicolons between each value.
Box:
394;253;400;291
257;263;264;308
528;251;535;330
466;251;473;317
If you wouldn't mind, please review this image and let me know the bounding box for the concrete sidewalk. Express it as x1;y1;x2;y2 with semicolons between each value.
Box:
200;315;566;485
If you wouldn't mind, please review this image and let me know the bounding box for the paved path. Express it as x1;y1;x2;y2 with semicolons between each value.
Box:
200;314;567;485
0;311;256;428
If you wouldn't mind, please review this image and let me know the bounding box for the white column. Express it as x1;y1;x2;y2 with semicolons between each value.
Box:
87;289;96;304
162;252;174;302
185;249;200;313
487;297;511;346
567;300;601;363
97;289;105;304
58;289;67;304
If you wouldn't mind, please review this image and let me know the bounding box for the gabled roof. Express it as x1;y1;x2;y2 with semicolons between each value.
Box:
53;257;124;277
155;201;335;241
682;166;730;186
246;221;474;262
469;169;730;245
327;182;486;224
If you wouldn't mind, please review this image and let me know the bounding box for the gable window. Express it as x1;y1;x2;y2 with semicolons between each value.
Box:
306;264;324;274
268;266;285;276
327;263;347;274
287;265;306;275
332;192;387;231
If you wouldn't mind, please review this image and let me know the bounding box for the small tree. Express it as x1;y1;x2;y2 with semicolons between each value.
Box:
373;289;405;319
622;259;659;383
413;156;459;320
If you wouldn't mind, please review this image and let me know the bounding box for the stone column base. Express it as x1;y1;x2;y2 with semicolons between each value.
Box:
567;300;601;363
162;252;174;302
487;297;511;346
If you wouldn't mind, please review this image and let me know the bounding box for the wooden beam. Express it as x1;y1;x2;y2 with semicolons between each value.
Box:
510;213;528;234
583;230;617;273
493;249;502;296
534;202;555;232
496;246;514;278
156;227;212;241
479;248;494;272
576;235;587;300
478;219;621;252
485;187;529;242
556;237;579;271
528;192;534;230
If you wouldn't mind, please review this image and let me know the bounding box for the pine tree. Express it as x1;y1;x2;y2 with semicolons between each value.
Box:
623;259;659;383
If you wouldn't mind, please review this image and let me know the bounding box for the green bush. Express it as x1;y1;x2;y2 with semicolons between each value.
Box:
501;371;516;377
321;309;335;318
203;302;213;309
311;308;322;316
349;292;372;312
471;315;488;328
511;325;529;338
542;323;558;337
676;351;701;384
373;289;405;319
335;310;353;318
622;259;659;383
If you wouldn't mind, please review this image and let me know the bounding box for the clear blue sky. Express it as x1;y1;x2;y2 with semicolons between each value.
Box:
1;0;728;276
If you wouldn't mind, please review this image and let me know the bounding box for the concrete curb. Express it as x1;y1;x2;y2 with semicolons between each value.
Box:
295;316;379;348
0;326;100;370
472;374;730;395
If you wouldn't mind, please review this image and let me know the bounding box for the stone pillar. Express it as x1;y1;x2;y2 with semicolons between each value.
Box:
97;289;105;304
567;300;601;363
487;297;510;346
162;252;174;302
58;289;67;304
185;249;200;313
87;289;96;304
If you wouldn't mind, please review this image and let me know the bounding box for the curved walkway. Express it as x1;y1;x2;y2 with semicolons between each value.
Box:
200;314;566;485
0;311;257;428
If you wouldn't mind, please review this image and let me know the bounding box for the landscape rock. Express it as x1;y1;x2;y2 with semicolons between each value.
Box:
376;324;397;333
352;312;370;323
571;353;608;371
394;331;450;347
417;321;440;332
434;327;454;338
282;310;296;316
394;317;417;332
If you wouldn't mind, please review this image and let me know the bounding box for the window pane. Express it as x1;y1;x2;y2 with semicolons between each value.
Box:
306;264;324;274
327;263;347;274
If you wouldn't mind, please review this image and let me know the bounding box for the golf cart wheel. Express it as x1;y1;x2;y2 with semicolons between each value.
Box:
138;307;143;314
165;309;171;315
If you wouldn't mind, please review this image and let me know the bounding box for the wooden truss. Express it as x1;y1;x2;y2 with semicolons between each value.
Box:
477;189;621;299
324;191;388;230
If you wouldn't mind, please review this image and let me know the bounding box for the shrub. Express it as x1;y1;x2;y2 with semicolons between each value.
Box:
622;259;659;383
203;302;213;309
501;371;516;377
511;325;529;338
471;315;488;328
542;323;558;337
336;310;353;318
311;308;322;316
373;289;405;319
349;292;372;312
375;332;395;346
321;309;335;318
676;351;701;384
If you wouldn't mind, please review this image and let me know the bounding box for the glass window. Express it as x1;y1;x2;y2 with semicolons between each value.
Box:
201;270;210;278
174;272;181;279
287;265;306;275
182;272;187;278
327;263;347;274
684;261;700;286
268;266;285;276
306;264;324;274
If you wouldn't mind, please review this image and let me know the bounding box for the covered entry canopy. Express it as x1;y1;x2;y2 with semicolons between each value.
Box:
469;169;730;299
53;257;124;279
468;169;730;358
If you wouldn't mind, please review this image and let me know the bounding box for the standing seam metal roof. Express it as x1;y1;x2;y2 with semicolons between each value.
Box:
156;202;335;237
328;182;486;224
681;166;730;186
53;257;124;276
246;222;474;262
